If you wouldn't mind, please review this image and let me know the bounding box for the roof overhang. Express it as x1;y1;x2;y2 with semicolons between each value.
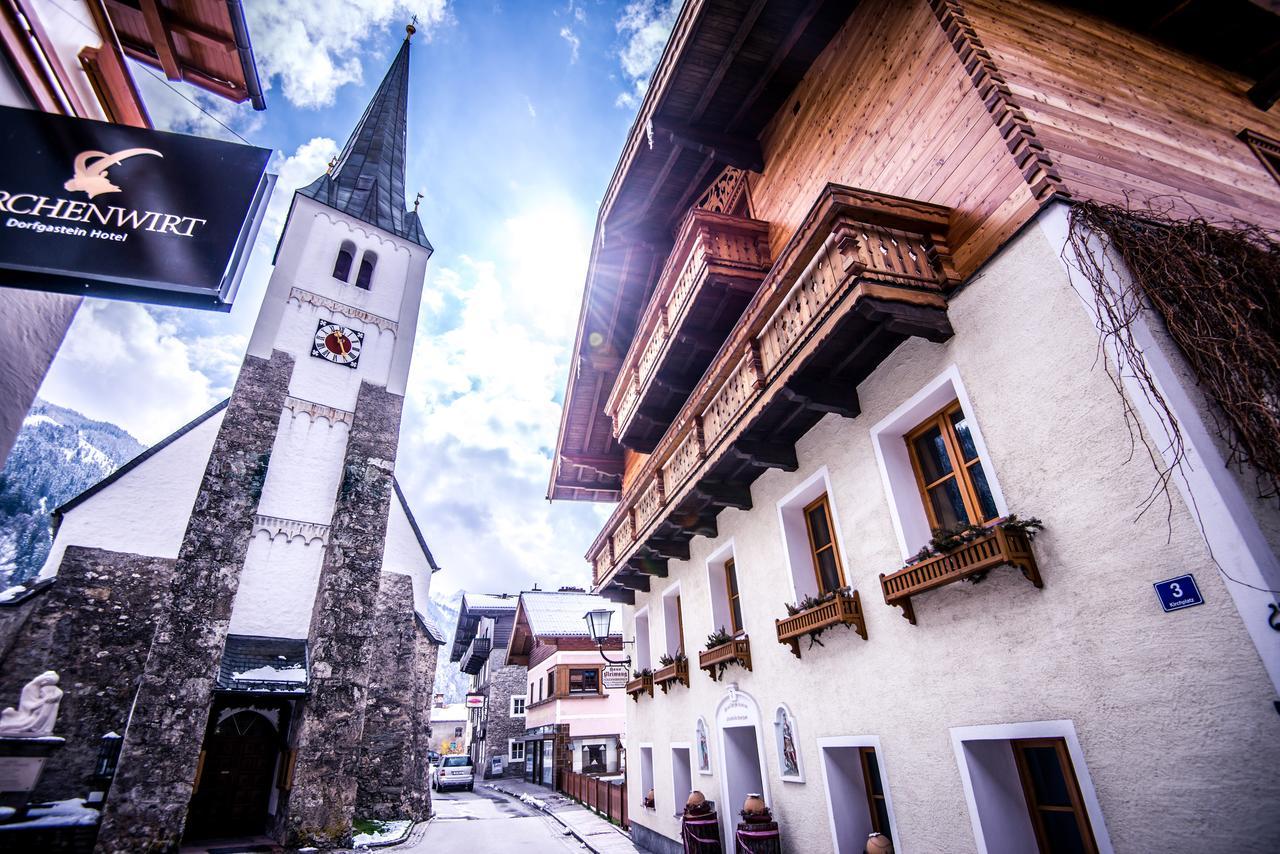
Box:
548;0;856;503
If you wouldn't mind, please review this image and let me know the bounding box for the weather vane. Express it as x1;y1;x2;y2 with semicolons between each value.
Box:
326;156;337;175
414;191;423;212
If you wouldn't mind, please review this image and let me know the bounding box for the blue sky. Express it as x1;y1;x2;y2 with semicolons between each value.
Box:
35;0;679;596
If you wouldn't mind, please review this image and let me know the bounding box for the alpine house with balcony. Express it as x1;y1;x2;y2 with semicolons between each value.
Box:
548;1;1280;853
448;592;526;779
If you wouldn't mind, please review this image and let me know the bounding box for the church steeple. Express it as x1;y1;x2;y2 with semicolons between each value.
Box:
298;28;431;249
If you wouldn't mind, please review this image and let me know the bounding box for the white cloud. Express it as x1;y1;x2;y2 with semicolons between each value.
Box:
246;0;449;109
560;27;582;63
398;195;606;595
36;301;215;445
614;0;678;109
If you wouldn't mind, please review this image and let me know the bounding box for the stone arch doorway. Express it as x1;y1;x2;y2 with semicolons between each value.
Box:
187;709;282;839
714;686;771;845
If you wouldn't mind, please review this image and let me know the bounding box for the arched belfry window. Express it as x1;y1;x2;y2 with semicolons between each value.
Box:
332;241;355;282
355;251;376;290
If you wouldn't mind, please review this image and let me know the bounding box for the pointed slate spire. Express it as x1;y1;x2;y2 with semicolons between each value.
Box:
298;27;431;249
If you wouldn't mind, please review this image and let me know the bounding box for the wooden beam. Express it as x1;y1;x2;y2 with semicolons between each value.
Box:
689;514;718;539
781;377;860;418
1248;66;1280;111
138;0;180;80
627;555;668;577
615;573;651;592
648;538;691;561
730;440;798;472
726;0;825;132
650;117;764;173
688;0;769;121
599;586;635;605
854;298;953;343
106;0;233;54
693;480;753;511
121;41;247;102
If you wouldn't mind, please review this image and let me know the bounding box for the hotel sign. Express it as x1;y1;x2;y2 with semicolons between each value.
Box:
0;105;274;310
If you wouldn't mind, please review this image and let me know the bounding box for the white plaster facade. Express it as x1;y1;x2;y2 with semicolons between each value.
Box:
620;211;1280;853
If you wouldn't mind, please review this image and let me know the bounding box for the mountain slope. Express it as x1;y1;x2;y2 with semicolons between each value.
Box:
428;590;471;703
0;399;145;586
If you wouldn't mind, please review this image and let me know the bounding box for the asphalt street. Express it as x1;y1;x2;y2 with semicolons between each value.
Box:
398;787;584;853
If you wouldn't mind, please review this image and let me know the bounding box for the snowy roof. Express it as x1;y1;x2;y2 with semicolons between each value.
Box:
520;590;621;639
430;703;469;723
463;592;519;612
217;635;308;693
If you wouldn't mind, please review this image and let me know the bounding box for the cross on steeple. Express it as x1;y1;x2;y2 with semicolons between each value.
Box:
414;192;423;212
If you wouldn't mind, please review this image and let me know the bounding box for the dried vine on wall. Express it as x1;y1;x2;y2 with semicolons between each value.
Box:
1066;200;1280;510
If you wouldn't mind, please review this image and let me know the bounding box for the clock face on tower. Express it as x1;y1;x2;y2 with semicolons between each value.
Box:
311;319;364;368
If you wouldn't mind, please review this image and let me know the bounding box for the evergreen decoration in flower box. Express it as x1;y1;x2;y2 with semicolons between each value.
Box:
881;515;1045;624
775;587;867;659
654;653;689;692
699;628;752;681
625;669;653;702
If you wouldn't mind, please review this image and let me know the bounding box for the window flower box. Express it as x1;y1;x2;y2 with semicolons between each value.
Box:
654;656;689;693
625;672;653;702
698;636;752;681
879;522;1042;625
774;588;867;659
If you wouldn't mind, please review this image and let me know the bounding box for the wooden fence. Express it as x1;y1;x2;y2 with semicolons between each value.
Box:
558;769;629;829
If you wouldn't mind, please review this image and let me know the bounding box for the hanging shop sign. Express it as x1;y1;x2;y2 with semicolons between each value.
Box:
465;693;486;708
601;664;630;690
0;105;274;310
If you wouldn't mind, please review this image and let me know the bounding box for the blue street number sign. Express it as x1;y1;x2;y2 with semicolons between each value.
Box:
1153;574;1204;612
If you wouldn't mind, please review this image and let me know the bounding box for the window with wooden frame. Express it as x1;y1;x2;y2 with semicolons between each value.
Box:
803;494;845;595
583;744;607;772
905;401;999;530
1239;129;1280;187
1011;738;1098;854
858;747;891;841
568;667;601;695
546;670;555;698
725;558;744;635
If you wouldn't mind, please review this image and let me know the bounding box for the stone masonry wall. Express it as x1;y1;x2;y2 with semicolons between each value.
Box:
481;655;528;778
0;547;173;800
285;382;403;846
354;573;434;820
96;351;293;854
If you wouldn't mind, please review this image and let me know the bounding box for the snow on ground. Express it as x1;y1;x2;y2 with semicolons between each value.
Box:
22;414;60;428
351;819;410;847
518;792;548;810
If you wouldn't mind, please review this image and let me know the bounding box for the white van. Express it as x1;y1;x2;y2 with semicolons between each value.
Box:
430;755;475;792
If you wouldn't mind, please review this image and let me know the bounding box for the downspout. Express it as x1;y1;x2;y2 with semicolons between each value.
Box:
224;0;265;110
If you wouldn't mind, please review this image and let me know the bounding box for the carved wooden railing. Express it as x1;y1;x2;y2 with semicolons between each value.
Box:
775;589;867;659
607;208;772;442
879;527;1041;625
653;659;690;693
589;185;957;589
698;637;752;681
625;673;653;702
460;636;491;675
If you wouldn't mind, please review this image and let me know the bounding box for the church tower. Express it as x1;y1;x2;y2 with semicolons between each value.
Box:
90;27;438;851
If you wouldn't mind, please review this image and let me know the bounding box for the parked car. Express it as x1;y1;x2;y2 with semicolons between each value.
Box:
430;754;474;792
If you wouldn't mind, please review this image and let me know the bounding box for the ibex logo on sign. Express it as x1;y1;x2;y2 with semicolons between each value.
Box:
64;148;163;199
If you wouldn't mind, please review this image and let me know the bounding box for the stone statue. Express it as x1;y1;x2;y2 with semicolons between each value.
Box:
0;671;63;737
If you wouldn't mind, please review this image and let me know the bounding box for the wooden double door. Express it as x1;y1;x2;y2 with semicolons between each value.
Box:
187;710;282;839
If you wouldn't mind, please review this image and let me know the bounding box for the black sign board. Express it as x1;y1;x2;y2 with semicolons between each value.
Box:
0;105;274;310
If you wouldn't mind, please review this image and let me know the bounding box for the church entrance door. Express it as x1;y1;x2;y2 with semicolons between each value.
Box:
188;710;279;839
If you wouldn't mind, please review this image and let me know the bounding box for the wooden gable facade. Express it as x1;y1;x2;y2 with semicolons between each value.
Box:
549;0;1280;599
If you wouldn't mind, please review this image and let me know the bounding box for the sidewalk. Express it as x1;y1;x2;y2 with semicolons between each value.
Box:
485;778;645;854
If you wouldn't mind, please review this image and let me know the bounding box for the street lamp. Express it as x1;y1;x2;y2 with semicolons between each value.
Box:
584;609;631;667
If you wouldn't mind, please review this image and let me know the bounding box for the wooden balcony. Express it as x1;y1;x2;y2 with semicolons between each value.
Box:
698;636;752;681
879;527;1042;625
775;589;867;659
625;673;653;702
653;659;690;693
607;209;772;452
460;636;491;675
589;185;959;598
